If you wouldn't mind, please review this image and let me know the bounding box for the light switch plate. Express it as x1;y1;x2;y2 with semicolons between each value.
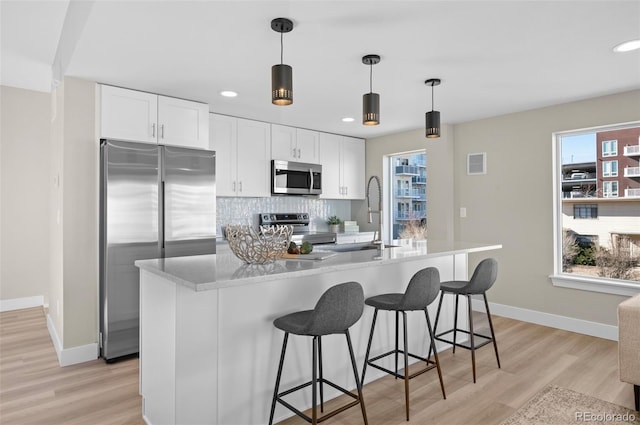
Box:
460;207;467;218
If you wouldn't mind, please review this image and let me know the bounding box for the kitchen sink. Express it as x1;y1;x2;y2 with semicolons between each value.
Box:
319;242;400;253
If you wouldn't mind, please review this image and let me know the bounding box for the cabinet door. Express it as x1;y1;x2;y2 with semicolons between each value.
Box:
271;124;296;160
296;129;319;163
100;85;158;144
236;118;271;197
210;114;237;197
318;133;343;199
158;96;209;150
341;137;366;199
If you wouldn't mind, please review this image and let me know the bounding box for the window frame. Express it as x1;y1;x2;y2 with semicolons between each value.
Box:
551;122;640;297
603;181;619;198
602;160;618;177
573;204;598;219
602;140;618;157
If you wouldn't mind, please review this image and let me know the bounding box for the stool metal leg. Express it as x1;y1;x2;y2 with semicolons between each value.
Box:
312;336;318;425
425;310;446;400
269;332;289;425
318;336;324;413
402;311;410;421
452;294;459;354
429;292;445;360
483;293;501;368
361;308;378;386
346;329;369;425
395;310;400;380
467;294;476;383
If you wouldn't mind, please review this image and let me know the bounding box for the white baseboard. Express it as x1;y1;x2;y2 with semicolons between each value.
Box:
46;314;99;367
471;299;618;341
0;295;44;312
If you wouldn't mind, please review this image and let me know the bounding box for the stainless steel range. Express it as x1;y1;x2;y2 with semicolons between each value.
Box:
259;213;336;245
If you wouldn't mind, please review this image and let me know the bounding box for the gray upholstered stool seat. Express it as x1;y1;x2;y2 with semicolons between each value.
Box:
433;258;501;383
361;267;446;421
268;281;368;425
364;293;404;310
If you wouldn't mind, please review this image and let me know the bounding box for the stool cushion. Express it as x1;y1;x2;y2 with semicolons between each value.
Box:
273;281;364;336
274;310;314;335
365;267;440;311
440;280;472;294
365;293;405;311
440;258;498;295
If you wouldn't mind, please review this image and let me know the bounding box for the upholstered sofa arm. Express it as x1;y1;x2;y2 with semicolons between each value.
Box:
618;293;640;386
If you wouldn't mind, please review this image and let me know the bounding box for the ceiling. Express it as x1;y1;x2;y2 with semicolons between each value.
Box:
2;0;640;138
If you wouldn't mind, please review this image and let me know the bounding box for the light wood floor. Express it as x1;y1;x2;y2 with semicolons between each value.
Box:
0;307;635;425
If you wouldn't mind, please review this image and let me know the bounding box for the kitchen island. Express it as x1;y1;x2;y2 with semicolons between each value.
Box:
135;240;501;425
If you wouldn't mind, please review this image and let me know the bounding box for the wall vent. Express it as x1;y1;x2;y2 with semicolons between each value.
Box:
467;152;486;175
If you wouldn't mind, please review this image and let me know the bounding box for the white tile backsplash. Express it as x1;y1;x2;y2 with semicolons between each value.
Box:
217;197;351;236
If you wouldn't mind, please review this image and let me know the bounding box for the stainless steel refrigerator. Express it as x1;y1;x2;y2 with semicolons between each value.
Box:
99;140;216;361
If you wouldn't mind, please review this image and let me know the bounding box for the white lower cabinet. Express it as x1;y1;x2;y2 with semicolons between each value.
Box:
210;114;271;197
319;133;365;199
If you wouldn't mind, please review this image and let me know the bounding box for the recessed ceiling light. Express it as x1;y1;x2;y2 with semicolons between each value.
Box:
220;91;238;97
613;39;640;53
342;117;355;123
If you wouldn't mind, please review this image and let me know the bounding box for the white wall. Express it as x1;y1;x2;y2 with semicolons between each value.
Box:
0;86;51;306
453;90;640;326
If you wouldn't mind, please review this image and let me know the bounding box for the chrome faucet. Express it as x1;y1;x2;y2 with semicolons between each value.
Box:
366;175;384;251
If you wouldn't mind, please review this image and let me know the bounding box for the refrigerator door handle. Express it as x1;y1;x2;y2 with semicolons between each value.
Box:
160;180;165;250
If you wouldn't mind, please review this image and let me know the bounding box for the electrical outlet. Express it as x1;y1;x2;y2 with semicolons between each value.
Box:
460;207;467;218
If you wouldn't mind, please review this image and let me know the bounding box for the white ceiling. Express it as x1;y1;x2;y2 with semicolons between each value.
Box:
2;0;640;138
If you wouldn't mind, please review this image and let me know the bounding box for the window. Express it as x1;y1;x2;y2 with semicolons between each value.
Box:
389;151;427;239
573;204;598;219
603;181;618;198
553;123;640;295
602;160;618;177
602;140;617;157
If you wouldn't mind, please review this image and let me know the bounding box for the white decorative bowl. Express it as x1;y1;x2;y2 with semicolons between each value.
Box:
225;224;293;264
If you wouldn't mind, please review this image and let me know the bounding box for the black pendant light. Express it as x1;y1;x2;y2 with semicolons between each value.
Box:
271;18;294;105
362;54;381;126
425;78;441;138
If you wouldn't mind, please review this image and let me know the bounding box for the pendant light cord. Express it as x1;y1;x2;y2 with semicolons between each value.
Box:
280;31;284;64
430;84;434;112
369;63;373;93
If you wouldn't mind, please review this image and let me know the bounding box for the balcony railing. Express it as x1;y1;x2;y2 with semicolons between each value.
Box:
395;165;419;175
562;172;597;181
394;211;426;220
625;188;640;198
412;176;426;184
623;144;640;156
395;188;425;198
624;167;640;178
562;191;597;199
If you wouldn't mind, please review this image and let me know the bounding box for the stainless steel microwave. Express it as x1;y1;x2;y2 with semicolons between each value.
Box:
271;160;322;195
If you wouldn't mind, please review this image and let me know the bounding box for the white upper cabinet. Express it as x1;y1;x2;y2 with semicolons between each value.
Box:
157;96;209;149
271;124;319;163
99;85;209;150
210;114;271;197
341;137;366;199
319;133;365;200
99;85;158;144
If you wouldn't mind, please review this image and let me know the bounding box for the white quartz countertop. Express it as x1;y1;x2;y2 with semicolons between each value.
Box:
134;240;502;291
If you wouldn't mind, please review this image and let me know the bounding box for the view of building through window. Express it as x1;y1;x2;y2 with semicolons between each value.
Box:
390;152;427;240
559;125;640;283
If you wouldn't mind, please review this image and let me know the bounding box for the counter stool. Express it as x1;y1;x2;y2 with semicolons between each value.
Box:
432;258;500;383
361;267;446;421
268;281;368;425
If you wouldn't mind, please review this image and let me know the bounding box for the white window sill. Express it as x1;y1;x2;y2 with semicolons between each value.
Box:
550;274;640;297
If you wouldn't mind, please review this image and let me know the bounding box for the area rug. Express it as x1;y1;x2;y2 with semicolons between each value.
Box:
500;385;640;425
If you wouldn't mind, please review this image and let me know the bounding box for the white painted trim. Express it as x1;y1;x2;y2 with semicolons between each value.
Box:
550;274;640;297
47;314;99;367
0;295;44;312
471;299;618;341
